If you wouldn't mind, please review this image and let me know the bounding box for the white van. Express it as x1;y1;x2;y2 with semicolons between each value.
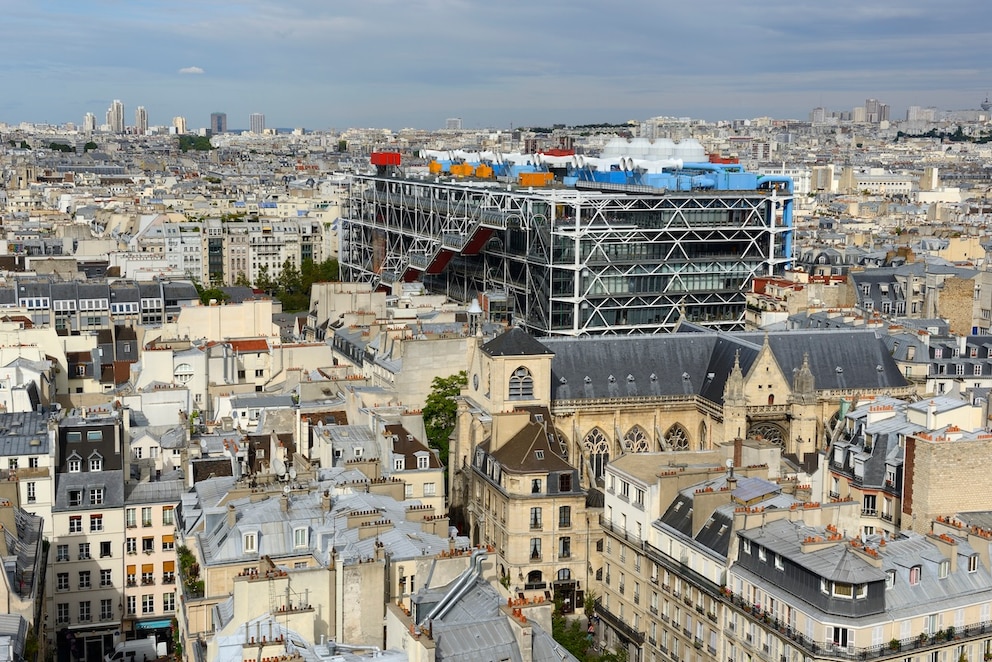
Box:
104;638;158;662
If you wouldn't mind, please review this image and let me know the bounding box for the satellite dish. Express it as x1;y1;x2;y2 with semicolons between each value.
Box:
288;467;297;481
272;457;287;478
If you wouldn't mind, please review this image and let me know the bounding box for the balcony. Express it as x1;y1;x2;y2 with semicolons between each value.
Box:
881;513;894;522
594;597;645;645
722;588;992;662
600;515;642;546
861;508;877;518
141;578;155;586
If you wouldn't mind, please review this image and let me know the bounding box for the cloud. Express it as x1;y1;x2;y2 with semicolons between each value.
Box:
178;66;204;75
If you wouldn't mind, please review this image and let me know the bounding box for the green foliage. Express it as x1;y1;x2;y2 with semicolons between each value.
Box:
178;135;214;151
337;139;348;152
423;371;467;466
234;271;252;287
19;140;30;150
584;591;597;618
49;142;76;153
251;258;339;312
83;141;98;152
193;280;230;305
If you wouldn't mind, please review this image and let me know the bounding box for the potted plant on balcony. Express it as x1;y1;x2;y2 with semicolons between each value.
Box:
889;638;901;652
917;632;928;648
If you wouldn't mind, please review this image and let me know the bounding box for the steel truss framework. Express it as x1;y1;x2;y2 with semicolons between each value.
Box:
341;174;792;336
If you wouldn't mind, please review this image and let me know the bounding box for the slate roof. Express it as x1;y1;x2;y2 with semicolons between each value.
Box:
0;412;51;456
481;327;554;357
738;518;888;584
487;420;572;474
545;328;905;403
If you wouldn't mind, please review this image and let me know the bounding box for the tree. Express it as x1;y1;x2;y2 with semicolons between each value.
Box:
255;265;275;295
234;271;252;287
337;139;348;152
192;279;230;305
422;371;467;466
83;141;98;152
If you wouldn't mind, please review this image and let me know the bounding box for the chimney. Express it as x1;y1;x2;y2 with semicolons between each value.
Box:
733;437;743;468
227;503;237;528
321;490;332;512
927;400;937;429
280;494;290;513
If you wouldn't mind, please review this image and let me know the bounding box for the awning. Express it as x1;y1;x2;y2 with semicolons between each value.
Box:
141;564;153;573
136;619;172;630
163;561;175;572
162;534;174;544
126;565;135;574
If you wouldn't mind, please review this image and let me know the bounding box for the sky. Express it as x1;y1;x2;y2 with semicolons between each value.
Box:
2;0;991;131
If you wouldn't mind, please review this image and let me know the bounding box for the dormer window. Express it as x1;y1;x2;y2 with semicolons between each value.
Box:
393;457;405;471
938;560;949;579
89;453;103;472
909;565;921;585
885;569;896;588
68;458;81;473
293;527;308;549
243;532;257;554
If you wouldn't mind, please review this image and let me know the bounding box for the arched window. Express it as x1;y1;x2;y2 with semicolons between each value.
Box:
508;366;534;400
665;424;690;450
527;570;543;586
557;568;571;581
584;429;610;482
174;363;194;384
768;394;775;405
623;426;650;452
748;422;785;445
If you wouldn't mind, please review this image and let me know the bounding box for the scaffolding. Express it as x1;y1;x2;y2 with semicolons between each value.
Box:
341;172;792;336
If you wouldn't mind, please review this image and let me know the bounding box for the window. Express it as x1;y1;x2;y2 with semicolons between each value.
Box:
100;599;113;621
100;569;112;587
243;532;257;553
559;473;572;492
404;484;413;499
90;488;104;505
142;594;154;614
69;490;82;506
758;546;767;562
559;536;571;559
975;364;983;376
26;482;36;503
417;455;429;469
559;506;572;528
885;569;896;588
126;596;136;615
255;369;264;378
423;482;436;497
67;431;81;443
28;457;38;468
969;555;980;573
163;592;175;612
78;543;90;560
530;507;542;529
294;527;308;548
57;573;69;591
69;516;82;533
393;457;405;471
90;514;103;532
531;479;542;493
530;538;541;560
774;554;784;571
78;571;91;589
938;560;949;579
79;601;91;622
133;448;143;460
100;541;111;558
508;366;534;399
142;538;154;553
57;603;69;624
89;456;102;472
141;565;154;585
910;565;922;585
162;506;174;526
126;538;137;555
86;430;102;442
742;539;751;554
161;535;174;551
126;508;136;528
56;544;69;562
141;507;152;527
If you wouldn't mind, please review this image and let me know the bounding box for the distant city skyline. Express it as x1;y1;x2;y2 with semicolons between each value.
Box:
2;1;990;130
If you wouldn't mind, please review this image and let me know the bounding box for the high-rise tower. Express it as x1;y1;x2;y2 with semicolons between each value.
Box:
106;99;124;134
210;112;227;134
134;106;148;135
249;113;265;134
